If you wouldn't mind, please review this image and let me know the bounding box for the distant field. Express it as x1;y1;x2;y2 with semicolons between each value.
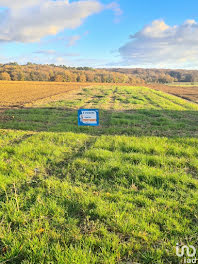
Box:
168;82;198;86
1;85;198;137
0;85;198;264
0;81;131;108
148;83;198;103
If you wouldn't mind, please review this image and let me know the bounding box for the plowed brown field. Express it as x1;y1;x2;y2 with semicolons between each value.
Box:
0;81;90;108
148;83;198;103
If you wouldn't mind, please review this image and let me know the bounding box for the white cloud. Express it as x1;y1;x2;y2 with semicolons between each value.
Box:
67;35;81;47
63;52;80;57
107;2;122;23
0;0;105;42
34;50;56;55
0;0;42;8
33;49;80;57
118;19;198;68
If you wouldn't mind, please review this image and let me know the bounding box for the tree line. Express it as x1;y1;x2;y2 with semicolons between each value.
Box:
0;63;144;85
106;68;198;83
2;63;198;84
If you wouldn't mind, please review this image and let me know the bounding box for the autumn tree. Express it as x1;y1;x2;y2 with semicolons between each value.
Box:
54;74;65;82
0;72;11;80
77;73;86;82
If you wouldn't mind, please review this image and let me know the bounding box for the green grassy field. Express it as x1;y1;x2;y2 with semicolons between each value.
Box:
0;86;198;264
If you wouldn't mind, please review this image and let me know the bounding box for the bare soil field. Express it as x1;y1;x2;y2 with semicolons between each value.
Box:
0;81;91;108
148;83;198;103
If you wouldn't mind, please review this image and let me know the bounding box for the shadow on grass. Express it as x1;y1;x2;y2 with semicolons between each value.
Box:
0;107;197;137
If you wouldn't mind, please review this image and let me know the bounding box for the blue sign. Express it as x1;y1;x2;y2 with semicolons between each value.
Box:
78;109;99;126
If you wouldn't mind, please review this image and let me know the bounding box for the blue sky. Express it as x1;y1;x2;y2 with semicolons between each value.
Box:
0;0;198;68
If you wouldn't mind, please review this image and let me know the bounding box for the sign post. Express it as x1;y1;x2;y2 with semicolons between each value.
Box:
78;109;99;126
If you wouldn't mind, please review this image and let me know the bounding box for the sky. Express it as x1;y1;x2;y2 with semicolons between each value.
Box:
0;0;198;69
